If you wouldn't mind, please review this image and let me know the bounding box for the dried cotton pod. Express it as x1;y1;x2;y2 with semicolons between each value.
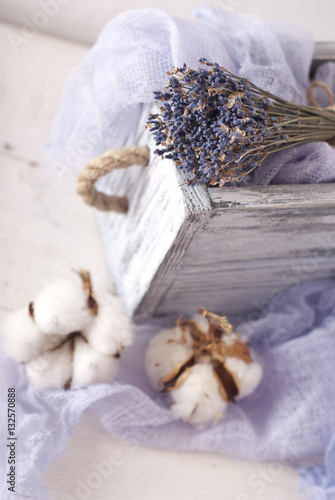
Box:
145;309;263;426
2;270;133;391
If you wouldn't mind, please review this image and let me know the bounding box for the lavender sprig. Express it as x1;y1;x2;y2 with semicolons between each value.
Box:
147;59;335;186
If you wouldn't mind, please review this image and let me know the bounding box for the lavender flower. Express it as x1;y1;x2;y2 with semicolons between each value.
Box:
147;59;335;186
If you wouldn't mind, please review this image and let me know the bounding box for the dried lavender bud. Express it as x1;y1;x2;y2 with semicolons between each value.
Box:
148;59;335;186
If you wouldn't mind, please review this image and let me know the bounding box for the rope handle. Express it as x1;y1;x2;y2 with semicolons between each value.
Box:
308;81;335;147
76;145;150;212
307;80;335;110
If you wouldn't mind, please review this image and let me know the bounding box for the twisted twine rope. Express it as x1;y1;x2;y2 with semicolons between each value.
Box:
307;80;335;110
308;81;335;147
77;82;335;212
76;145;150;212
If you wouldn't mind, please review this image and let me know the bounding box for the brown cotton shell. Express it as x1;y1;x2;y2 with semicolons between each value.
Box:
77;269;99;316
162;355;195;392
212;360;239;402
210;350;226;365
198;308;233;333
224;338;252;364
166;321;191;346
28;302;35;320
173;366;193;389
64;378;72;390
180;319;205;342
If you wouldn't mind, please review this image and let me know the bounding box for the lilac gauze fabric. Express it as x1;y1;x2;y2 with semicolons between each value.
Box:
44;6;335;185
299;427;335;500
1;280;335;499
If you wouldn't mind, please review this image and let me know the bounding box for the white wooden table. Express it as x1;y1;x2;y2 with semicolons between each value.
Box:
0;22;302;500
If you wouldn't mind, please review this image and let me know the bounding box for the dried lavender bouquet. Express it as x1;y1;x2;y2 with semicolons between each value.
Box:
147;58;335;186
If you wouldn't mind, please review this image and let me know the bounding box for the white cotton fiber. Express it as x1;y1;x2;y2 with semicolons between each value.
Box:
1;307;62;363
72;337;119;386
33;278;92;335
145;326;194;390
225;356;263;400
25;341;73;390
83;292;132;356
191;313;209;334
171;362;227;426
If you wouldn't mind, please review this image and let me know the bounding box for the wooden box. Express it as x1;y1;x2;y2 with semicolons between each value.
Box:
95;45;335;322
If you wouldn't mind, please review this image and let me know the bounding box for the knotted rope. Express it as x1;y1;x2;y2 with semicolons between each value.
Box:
308;81;335;147
307;80;335;110
76;145;150;213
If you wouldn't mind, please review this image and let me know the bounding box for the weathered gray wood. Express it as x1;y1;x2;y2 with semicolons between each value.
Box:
311;42;335;77
96;70;335;322
157;257;335;318
156;184;335;317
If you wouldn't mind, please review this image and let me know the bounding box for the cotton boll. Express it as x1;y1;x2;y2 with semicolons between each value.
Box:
72;337;119;386
83;292;132;356
25;341;73;390
171;363;227;426
224;356;263;400
191;313;209;334
145;326;194;390
1;308;62;363
34;278;92;335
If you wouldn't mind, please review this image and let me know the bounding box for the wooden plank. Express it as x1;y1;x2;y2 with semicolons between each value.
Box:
154;184;335;316
209;184;335;210
157;255;335;316
310;41;335;76
134;208;211;321
204;188;335;262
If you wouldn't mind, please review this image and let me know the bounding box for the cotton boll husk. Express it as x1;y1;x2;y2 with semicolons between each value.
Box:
171;362;227;426
191;313;209;334
145;326;194;390
224;356;263;400
25;341;73;390
1;308;62;363
83;292;132;356
72;337;119;386
34;278;92;335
